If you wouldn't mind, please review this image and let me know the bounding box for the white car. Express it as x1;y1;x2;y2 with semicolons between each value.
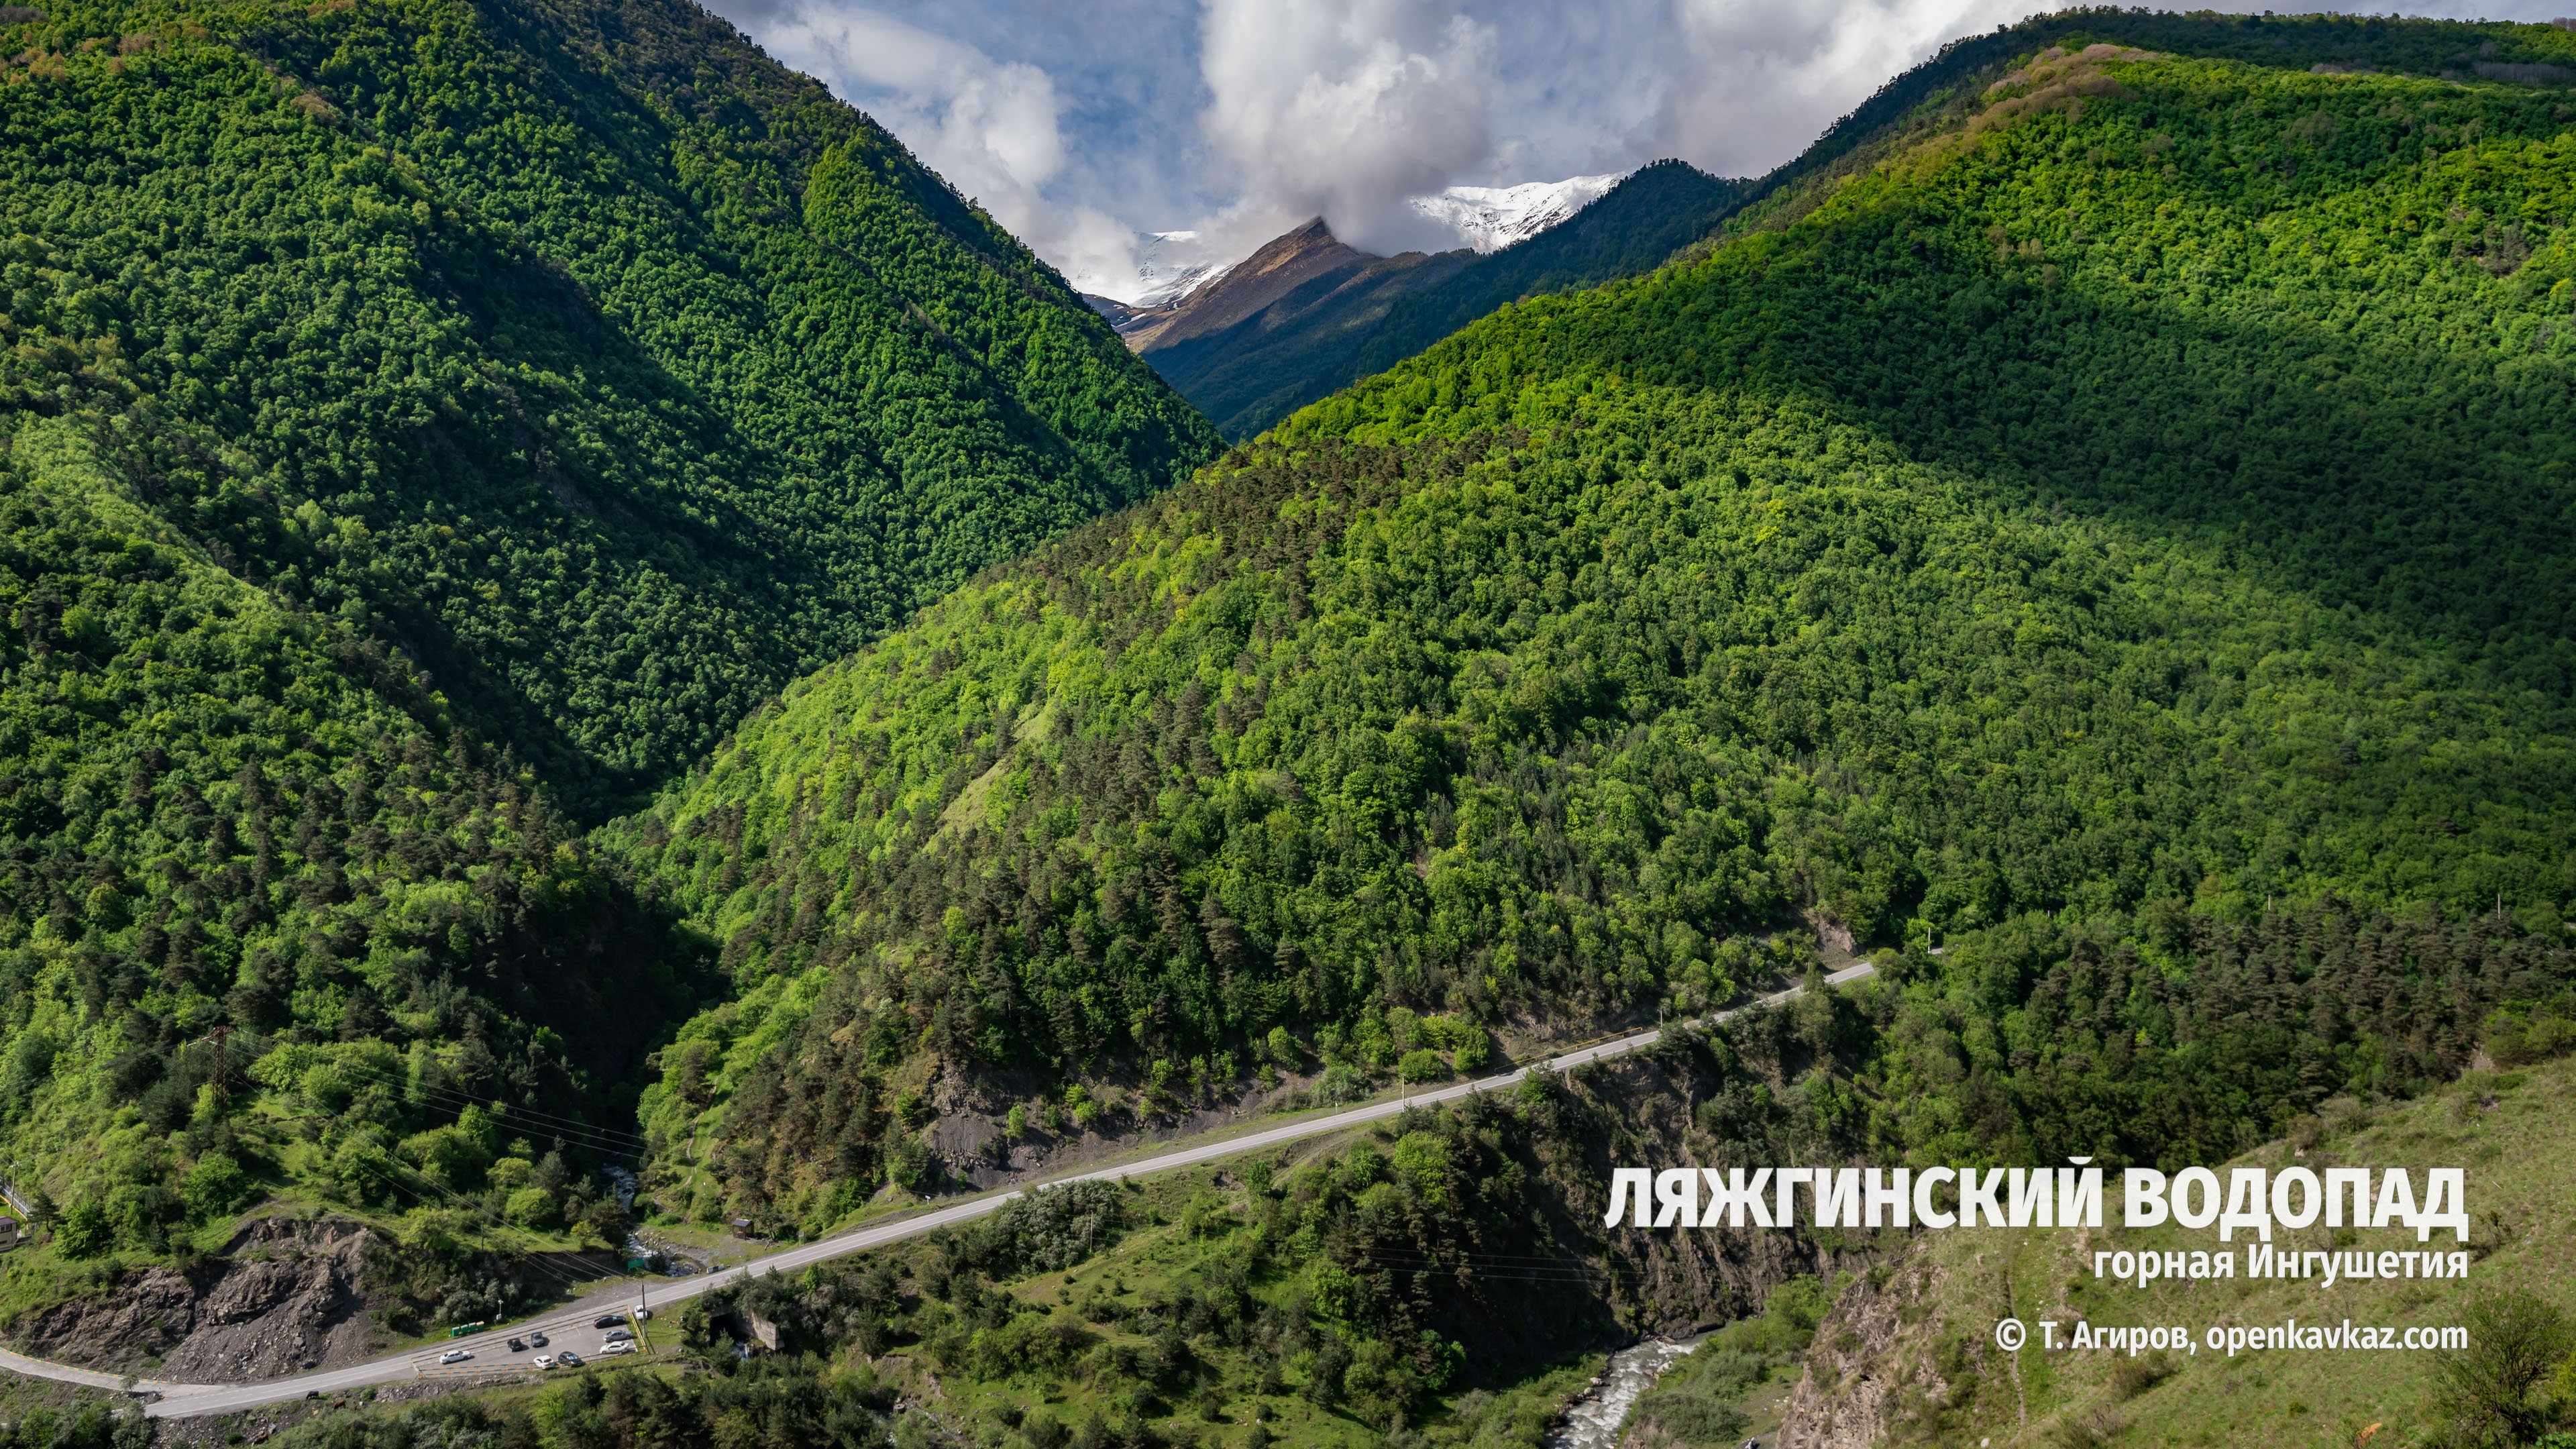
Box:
532;1355;556;1370
598;1340;636;1356
439;1350;472;1364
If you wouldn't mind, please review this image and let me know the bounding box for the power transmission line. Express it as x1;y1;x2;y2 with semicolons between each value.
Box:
237;1038;650;1157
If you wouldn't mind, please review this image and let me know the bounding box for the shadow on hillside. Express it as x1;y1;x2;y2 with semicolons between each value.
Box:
1525;197;2576;702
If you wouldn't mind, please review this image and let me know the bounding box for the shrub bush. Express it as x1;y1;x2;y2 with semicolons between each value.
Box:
1397;1050;1447;1083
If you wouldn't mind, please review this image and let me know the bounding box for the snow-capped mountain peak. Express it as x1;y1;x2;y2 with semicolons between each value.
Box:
1127;230;1238;309
1409;172;1627;254
1106;170;1626;311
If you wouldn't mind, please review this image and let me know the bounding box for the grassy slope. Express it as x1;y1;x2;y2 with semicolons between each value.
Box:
610;17;2576;1236
1782;1049;2576;1449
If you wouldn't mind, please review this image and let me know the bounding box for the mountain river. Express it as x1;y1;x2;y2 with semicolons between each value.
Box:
1544;1334;1705;1449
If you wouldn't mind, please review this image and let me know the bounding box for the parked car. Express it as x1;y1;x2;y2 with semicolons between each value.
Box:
593;1315;625;1330
506;1338;527;1353
557;1351;584;1367
598;1340;635;1356
438;1350;472;1365
529;1332;549;1348
532;1355;555;1370
602;1328;633;1343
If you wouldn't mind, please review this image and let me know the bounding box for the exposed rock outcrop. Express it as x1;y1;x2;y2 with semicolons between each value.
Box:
1087;218;1399;354
9;1216;386;1381
1775;1248;1968;1449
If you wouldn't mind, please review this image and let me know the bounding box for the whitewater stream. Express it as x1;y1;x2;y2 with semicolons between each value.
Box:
1544;1334;1704;1449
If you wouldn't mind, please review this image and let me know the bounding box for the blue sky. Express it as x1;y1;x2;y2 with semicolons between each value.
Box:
708;0;2576;300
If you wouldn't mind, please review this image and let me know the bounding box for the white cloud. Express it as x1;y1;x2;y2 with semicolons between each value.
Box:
713;0;2576;294
1655;0;2046;176
1184;0;2048;254
727;4;1145;294
1197;0;1500;255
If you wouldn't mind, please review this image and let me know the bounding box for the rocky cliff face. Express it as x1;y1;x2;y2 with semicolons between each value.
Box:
1772;1259;1925;1449
10;1217;386;1380
1573;1054;1851;1338
1089;218;1404;354
1774;1230;2068;1449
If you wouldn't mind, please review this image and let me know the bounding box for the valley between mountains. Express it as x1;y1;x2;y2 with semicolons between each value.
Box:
5;3;2576;1448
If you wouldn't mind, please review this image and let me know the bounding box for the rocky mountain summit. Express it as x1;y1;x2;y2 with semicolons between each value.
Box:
1080;161;1743;436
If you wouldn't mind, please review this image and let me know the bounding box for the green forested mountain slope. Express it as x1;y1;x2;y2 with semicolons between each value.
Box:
0;416;685;1255
1143;7;2576;447
0;0;1213;1265
613;13;2576;1236
3;0;1218;816
1343;161;1750;380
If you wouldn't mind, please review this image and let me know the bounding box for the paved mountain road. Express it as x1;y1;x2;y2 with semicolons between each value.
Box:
11;963;1874;1417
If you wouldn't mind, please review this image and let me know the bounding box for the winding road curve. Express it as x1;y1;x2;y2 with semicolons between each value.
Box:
9;964;1874;1418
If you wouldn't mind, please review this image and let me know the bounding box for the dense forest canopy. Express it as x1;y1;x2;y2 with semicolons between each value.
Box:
2;0;1218;816
611;14;2576;1237
0;0;1213;1261
9;8;2576;1428
0;415;682;1256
